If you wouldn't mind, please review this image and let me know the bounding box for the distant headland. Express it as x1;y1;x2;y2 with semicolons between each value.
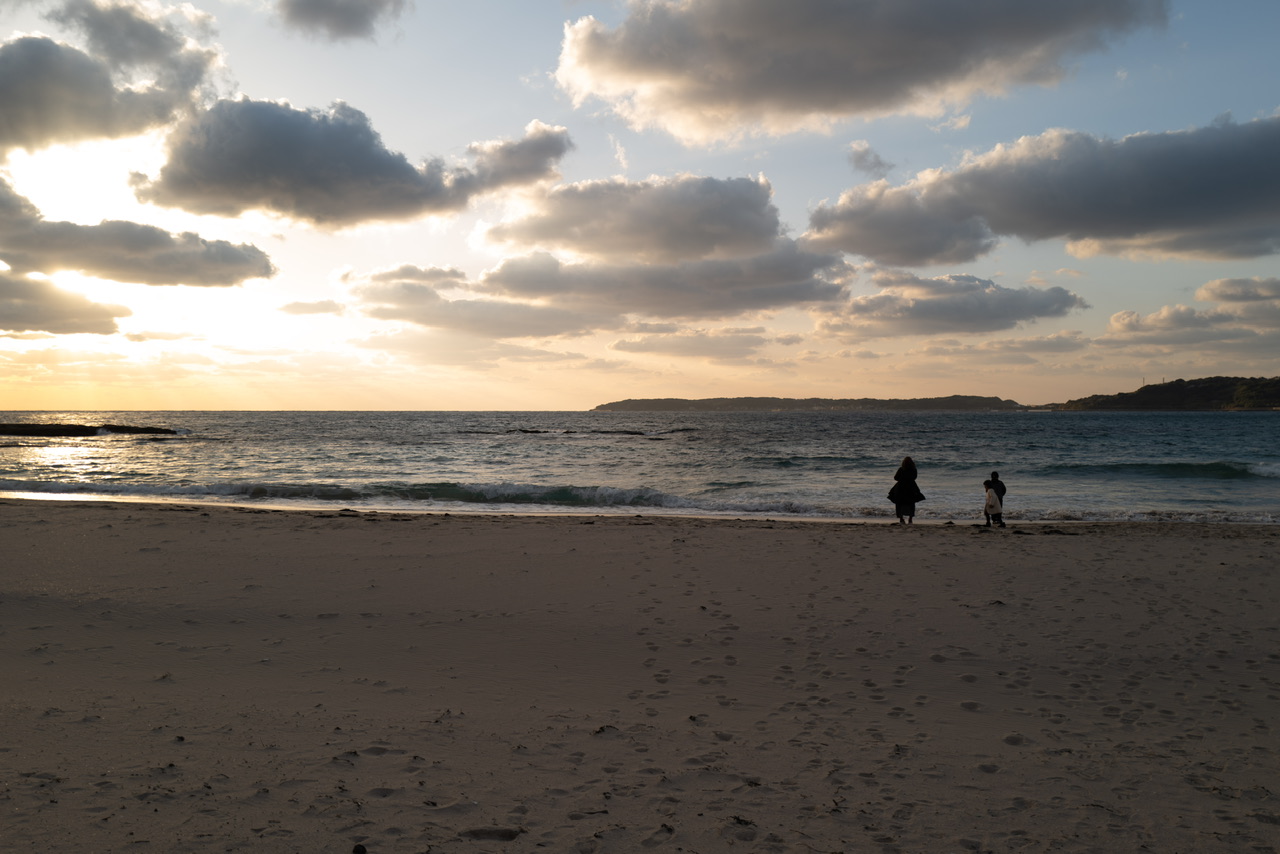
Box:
593;376;1280;412
593;395;1019;412
1049;376;1280;411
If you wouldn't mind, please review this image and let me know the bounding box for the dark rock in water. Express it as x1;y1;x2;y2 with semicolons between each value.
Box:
0;423;178;437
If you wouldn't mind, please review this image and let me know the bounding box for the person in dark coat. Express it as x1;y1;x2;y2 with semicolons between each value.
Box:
988;471;1007;524
888;456;925;524
989;471;1007;504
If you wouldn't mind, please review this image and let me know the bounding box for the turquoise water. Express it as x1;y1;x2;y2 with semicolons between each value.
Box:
1;410;1276;522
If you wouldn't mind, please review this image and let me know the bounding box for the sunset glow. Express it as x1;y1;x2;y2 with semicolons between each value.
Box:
2;0;1278;409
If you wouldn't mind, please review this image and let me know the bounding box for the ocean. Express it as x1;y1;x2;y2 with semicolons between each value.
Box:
1;410;1276;523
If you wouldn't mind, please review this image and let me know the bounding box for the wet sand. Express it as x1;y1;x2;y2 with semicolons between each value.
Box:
1;498;1277;852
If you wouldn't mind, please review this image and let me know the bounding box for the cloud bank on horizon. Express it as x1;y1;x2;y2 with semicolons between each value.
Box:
0;0;1277;406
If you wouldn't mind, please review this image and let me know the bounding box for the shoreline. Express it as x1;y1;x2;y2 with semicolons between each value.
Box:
2;498;1277;851
3;491;1273;525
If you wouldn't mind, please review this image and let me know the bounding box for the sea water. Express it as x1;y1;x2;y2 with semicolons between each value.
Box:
0;410;1276;522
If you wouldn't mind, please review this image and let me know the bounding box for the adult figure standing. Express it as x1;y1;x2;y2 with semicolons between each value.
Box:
989;471;1007;522
888;456;925;524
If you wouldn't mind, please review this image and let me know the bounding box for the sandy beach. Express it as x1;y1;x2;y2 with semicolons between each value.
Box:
1;499;1277;853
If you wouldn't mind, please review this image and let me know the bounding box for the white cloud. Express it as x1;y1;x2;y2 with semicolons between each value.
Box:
806;116;1280;265
612;327;770;361
818;270;1088;339
480;242;847;320
557;0;1167;144
486;174;781;263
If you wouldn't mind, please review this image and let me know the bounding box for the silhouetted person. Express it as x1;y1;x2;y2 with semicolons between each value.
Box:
983;479;1005;527
888;456;925;524
989;471;1007;504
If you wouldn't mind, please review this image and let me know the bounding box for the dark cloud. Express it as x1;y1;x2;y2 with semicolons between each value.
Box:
0;36;178;152
806;116;1280;265
0;178;275;286
806;179;997;266
558;0;1166;143
818;270;1087;338
48;0;213;80
133;101;573;226
487;175;780;263
481;242;847;320
277;0;408;41
848;141;894;179
0;270;131;334
0;2;214;153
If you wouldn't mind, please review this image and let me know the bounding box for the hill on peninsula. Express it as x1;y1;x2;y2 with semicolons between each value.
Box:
1053;376;1280;411
593;395;1020;412
593;377;1280;412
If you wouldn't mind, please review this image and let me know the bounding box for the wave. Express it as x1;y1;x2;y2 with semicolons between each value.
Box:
456;427;701;438
2;476;1275;523
0;477;774;512
1044;460;1275;480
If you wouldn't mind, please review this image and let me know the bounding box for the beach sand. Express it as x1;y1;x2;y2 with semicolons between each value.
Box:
1;499;1277;853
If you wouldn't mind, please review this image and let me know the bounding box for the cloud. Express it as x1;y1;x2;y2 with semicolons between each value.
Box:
912;330;1091;361
1097;305;1257;346
0;270;131;334
557;0;1166;144
349;239;846;341
1196;276;1280;303
1090;277;1280;359
124;330;196;341
487;174;781;263
276;0;408;41
355;276;601;339
0;178;275;285
848;141;894;179
133;102;573;226
280;299;344;315
818;270;1087;339
612;327;770;361
1193;276;1280;329
364;264;468;285
358;328;584;368
806;116;1280;265
481;242;847;320
0;2;215;153
48;0;214;80
806;179;998;266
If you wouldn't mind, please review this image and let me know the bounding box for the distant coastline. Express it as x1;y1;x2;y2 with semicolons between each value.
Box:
593;395;1019;412
593;376;1280;412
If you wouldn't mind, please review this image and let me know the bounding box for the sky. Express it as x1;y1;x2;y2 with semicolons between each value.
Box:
1;0;1278;410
